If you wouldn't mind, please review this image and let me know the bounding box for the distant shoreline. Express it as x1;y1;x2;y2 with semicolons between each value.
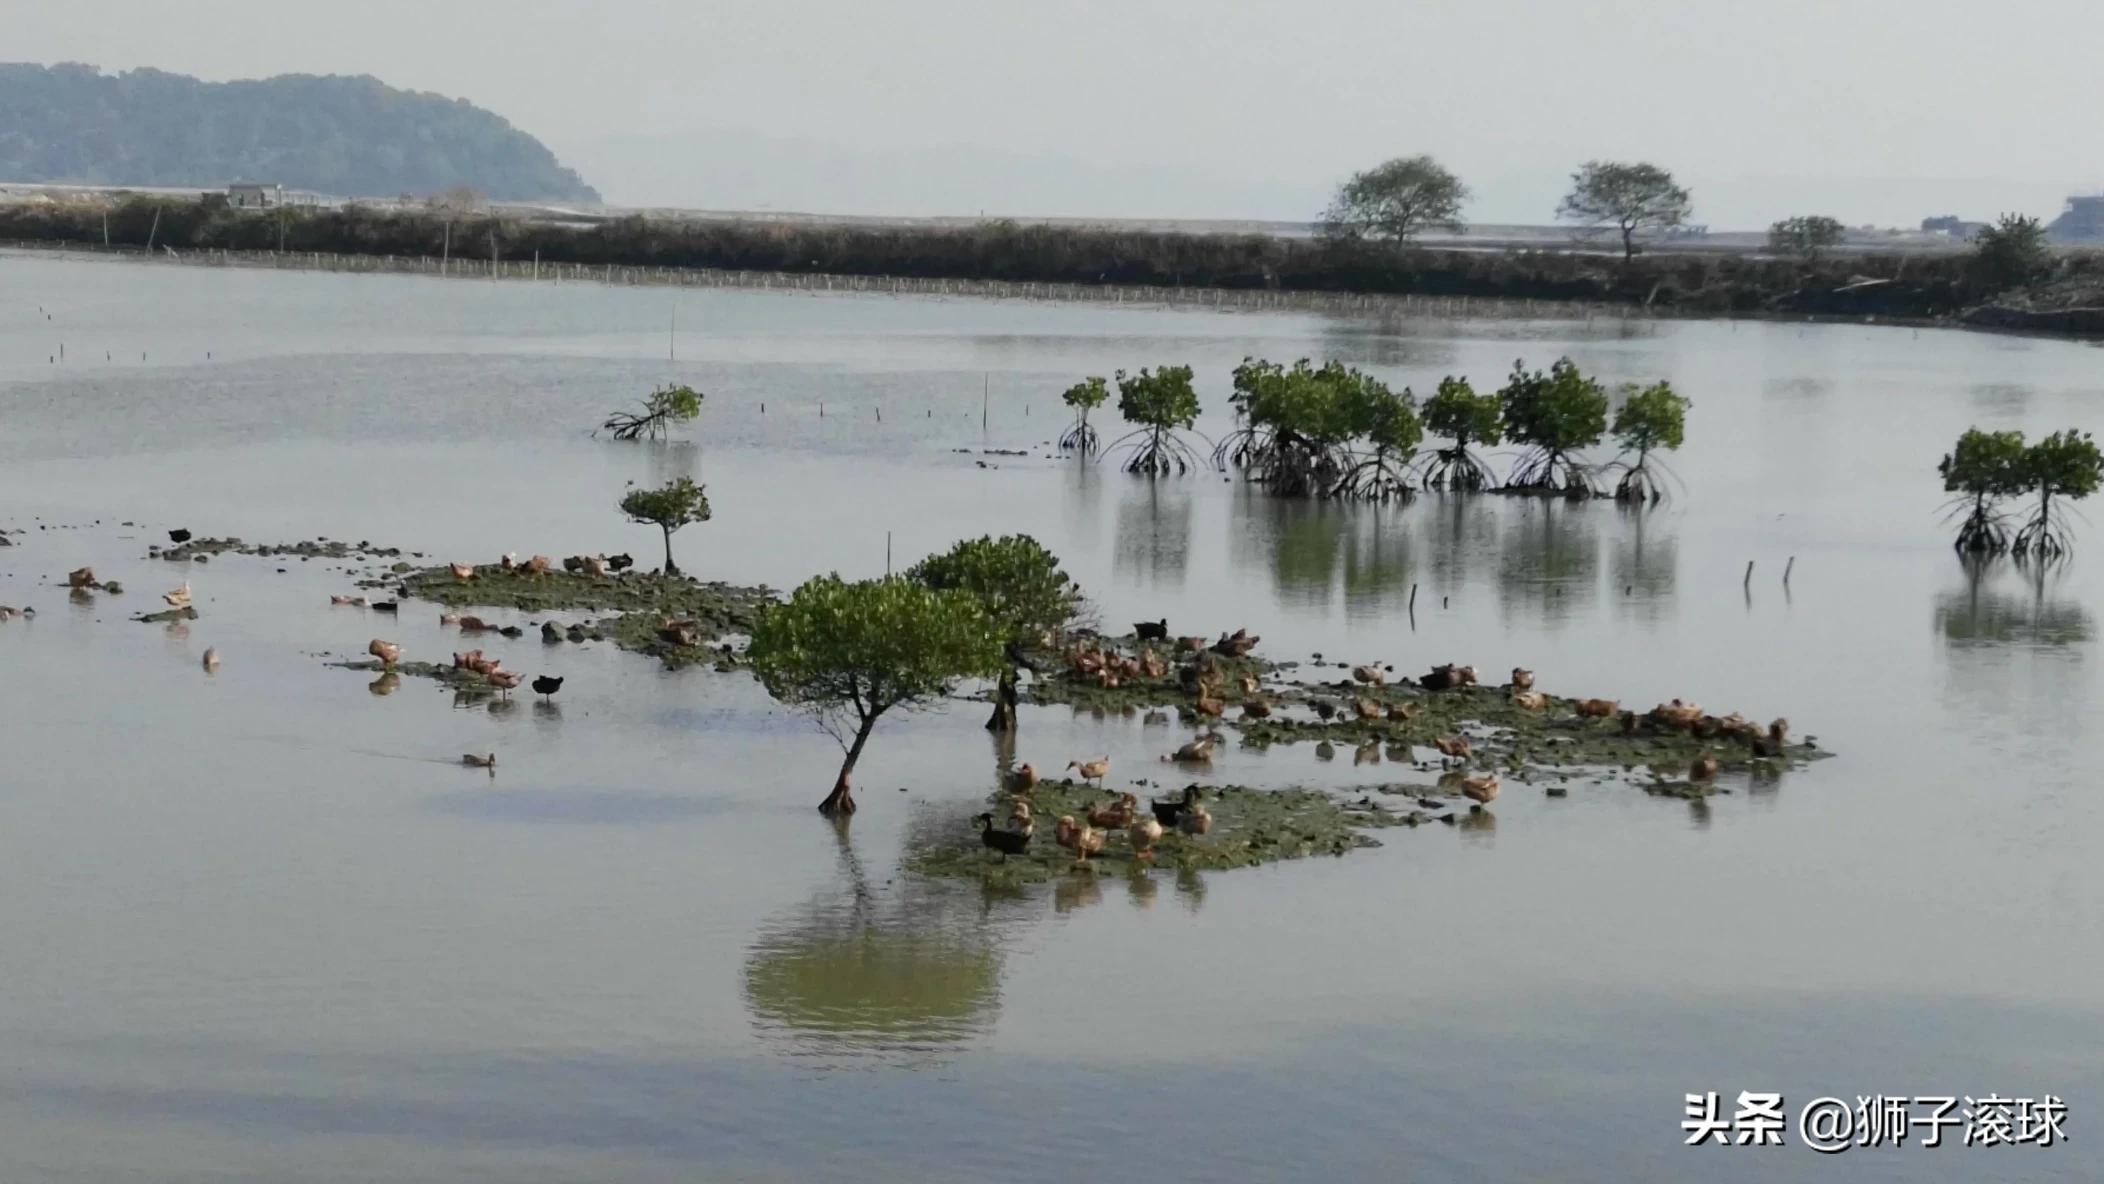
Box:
1;195;2093;341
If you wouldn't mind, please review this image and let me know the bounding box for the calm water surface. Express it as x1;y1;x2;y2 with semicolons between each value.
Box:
1;251;2100;1182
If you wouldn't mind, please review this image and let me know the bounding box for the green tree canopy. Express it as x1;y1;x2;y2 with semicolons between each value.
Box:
749;574;1002;814
907;534;1079;650
1501;358;1609;490
1109;365;1203;474
1419;376;1504;491
1116;365;1200;430
2021;430;2103;501
1319;154;1468;245
1971;214;2051;293
2012;430;2104;557
1422;376;1503;448
1611;381;1689;455
1061;377;1108;414
1608;380;1689;503
619;477;711;574
1556;161;1693;259
1768;215;1845;260
907;533;1080;731
1939;428;2029;499
1333;372;1423;500
1939;428;2029;554
1058;376;1110;453
602;383;703;441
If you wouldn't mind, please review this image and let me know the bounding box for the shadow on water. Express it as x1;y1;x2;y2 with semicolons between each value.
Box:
1496;499;1599;628
1609;504;1679;624
1112;478;1192;588
1232;490;1345;609
642;439;705;486
1061;456;1104;551
1967;382;2034;417
1415;493;1500;601
743;819;1004;1063
1231;490;1415;617
1340;504;1413;619
1935;558;2092;648
1933;558;2090;737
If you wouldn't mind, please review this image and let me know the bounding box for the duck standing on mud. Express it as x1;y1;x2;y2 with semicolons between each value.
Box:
976;812;1033;856
1067;757;1110;787
1054;815;1106;863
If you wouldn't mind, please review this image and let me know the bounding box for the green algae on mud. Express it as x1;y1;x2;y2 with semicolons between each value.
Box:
1027;647;1829;782
394;565;773;667
153;536;411;564
907;777;1407;887
328;657;508;698
132;605;197;623
1235;683;1827;773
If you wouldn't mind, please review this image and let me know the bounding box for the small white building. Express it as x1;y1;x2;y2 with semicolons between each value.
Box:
227;183;283;209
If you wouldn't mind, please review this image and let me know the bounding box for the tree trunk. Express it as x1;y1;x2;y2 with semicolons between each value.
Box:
984;666;1019;732
1621;223;1636;260
819;712;879;815
661;526;680;576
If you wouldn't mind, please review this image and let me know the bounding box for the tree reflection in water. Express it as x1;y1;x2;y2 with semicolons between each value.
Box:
1936;558;2092;647
1112;480;1192;587
1416;493;1499;603
1497;499;1600;628
1610;504;1679;624
1231;490;1414;614
743;819;1003;1062
1932;558;2091;736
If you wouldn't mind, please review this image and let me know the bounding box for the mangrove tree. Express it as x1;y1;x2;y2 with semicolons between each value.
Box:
1107;365;1204;475
748;575;1002;816
907;534;1081;733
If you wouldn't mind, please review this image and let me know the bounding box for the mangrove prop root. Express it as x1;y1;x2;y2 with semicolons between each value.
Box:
1506;448;1597;495
1613;465;1665;504
1107;426;1204;476
1417;448;1498;492
1058;420;1101;455
1331;456;1415;501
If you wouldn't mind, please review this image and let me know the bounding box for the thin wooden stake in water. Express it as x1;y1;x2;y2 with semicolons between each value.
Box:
1743;560;1755;588
669;304;676;362
982;373;989;432
1783;556;1795;586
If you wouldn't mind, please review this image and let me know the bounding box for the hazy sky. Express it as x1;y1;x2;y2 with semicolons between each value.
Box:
11;0;2103;227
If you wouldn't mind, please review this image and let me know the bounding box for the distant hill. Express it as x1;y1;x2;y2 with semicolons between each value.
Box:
0;63;599;202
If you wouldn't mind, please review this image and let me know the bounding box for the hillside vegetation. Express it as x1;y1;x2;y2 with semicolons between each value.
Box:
0;63;598;201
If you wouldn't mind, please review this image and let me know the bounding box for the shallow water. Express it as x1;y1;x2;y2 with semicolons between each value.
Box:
1;251;2100;1181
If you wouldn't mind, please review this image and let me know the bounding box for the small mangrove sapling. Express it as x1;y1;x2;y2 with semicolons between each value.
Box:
601;383;703;441
1500;358;1609;494
1058;376;1109;455
1938;428;2027;554
1106;365;1204;475
619;477;711;575
748;574;1002;816
907;534;1082;733
1606;380;1688;503
1417;376;1503;491
2010;429;2103;559
1330;372;1424;501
